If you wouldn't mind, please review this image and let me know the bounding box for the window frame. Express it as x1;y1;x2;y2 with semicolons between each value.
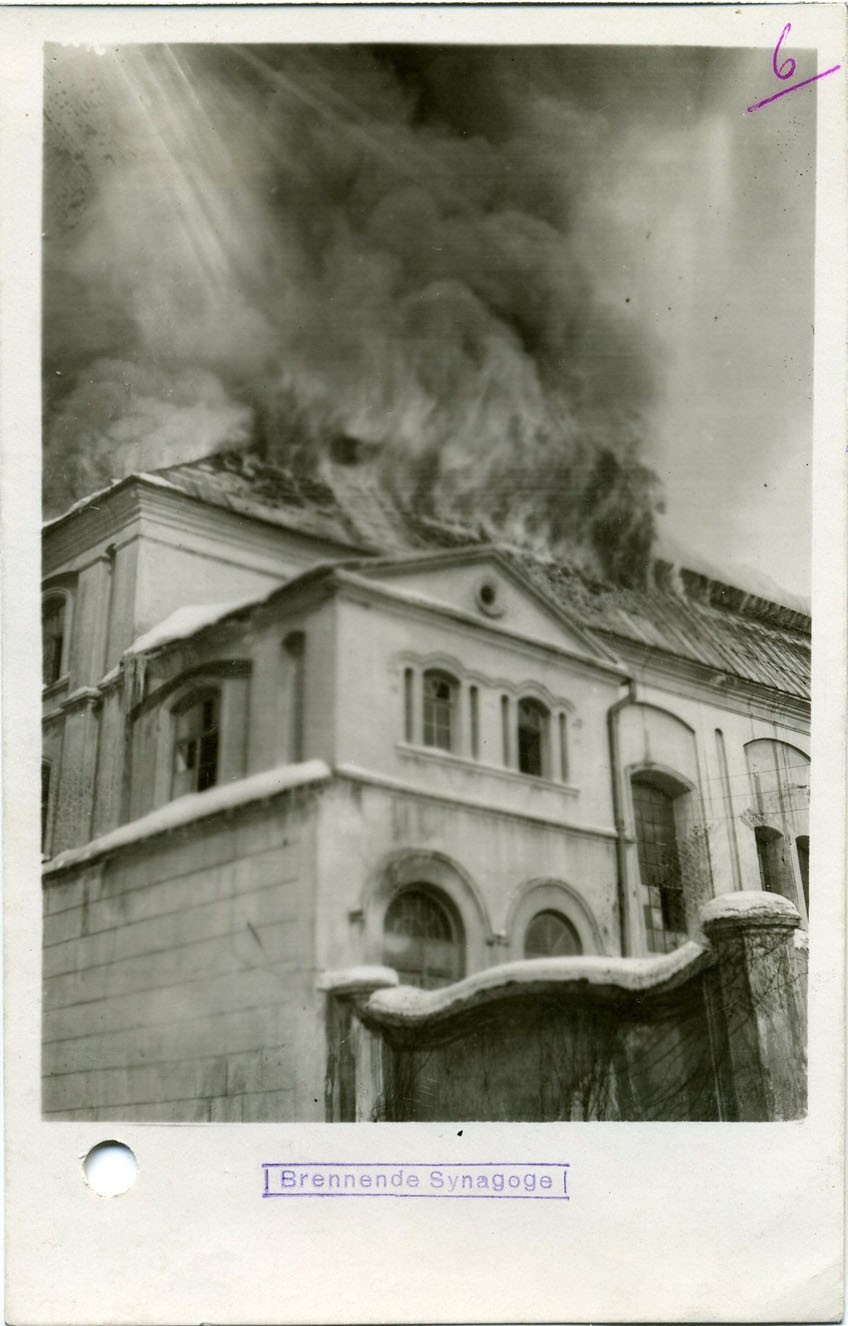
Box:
421;669;459;754
42;590;72;690
170;685;222;799
744;738;810;922
516;695;551;778
506;879;600;959
523;908;583;959
754;825;797;906
381;884;465;989
41;759;52;855
631;771;691;954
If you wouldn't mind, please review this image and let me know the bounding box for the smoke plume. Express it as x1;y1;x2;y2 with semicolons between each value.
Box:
44;44;664;582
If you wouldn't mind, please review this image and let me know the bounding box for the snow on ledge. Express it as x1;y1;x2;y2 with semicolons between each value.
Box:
44;760;331;875
319;966;400;994
364;941;708;1024
700;890;799;928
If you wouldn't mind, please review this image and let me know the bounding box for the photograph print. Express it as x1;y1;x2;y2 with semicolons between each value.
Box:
41;37;813;1124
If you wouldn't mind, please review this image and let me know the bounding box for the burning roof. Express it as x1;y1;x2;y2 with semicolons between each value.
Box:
52;448;809;703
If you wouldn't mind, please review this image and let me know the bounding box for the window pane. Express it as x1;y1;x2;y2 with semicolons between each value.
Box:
41;762;51;852
172;691;220;796
198;732;219;791
524;910;582;958
383;888;463;989
632;778;685;953
517;699;548;777
755;827;795;904
469;686;479;759
501;695;511;766
42;599;65;687
422;672;456;753
559;713;569;782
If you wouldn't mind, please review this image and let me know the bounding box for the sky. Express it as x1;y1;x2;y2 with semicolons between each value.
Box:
42;43;815;600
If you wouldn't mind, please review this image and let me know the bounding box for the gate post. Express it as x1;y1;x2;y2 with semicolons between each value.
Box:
321;967;398;1122
701;892;807;1121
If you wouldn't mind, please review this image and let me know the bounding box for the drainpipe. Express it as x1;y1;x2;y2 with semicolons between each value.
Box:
607;681;637;956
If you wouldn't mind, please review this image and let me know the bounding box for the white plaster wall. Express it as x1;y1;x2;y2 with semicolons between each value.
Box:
312;779;621;979
334;595;622;832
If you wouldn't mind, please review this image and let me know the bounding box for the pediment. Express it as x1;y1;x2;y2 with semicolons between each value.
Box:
349;549;621;670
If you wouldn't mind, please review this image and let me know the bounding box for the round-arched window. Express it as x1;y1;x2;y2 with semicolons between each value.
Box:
382;887;464;989
524;909;582;958
517;698;550;777
422;670;458;752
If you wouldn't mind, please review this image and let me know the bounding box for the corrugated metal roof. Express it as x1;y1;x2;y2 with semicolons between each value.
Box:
507;554;810;700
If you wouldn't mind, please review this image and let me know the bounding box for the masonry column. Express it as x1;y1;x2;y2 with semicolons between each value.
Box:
458;680;473;759
701;891;807;1121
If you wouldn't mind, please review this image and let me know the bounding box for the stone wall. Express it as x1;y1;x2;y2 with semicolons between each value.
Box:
42;788;323;1121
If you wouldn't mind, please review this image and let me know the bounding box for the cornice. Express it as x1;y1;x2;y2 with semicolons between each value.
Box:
134;483;363;564
333;762;617;842
605;635;810;728
43;475;364;581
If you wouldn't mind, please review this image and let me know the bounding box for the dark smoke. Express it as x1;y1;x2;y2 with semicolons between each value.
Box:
44;44;664;583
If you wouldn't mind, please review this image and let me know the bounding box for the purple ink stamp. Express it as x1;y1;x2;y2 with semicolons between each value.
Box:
262;1162;570;1200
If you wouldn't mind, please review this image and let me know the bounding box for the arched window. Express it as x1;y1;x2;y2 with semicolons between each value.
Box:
382;887;464;989
524;910;582;958
172;688;220;798
755;826;796;904
517;698;549;777
42;595;67;687
632;775;686;953
422;670;458;753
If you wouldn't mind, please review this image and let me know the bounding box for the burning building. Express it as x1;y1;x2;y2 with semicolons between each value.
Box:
40;44;812;1122
41;446;810;1122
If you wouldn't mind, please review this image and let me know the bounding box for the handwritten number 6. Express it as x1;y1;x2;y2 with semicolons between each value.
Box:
773;23;796;81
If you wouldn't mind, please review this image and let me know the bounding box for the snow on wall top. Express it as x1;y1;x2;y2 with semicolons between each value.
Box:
700;890;800;928
124;594;271;657
44;760;331;875
318;966;400;994
362;941;710;1024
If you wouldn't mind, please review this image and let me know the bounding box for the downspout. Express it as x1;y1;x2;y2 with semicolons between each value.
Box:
607;681;637;957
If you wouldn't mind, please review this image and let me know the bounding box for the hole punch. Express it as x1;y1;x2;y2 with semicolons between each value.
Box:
82;1140;138;1197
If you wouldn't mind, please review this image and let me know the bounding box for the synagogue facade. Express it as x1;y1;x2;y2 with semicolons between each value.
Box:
41;450;811;1121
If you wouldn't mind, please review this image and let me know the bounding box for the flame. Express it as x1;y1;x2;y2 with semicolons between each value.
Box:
44;43;663;584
